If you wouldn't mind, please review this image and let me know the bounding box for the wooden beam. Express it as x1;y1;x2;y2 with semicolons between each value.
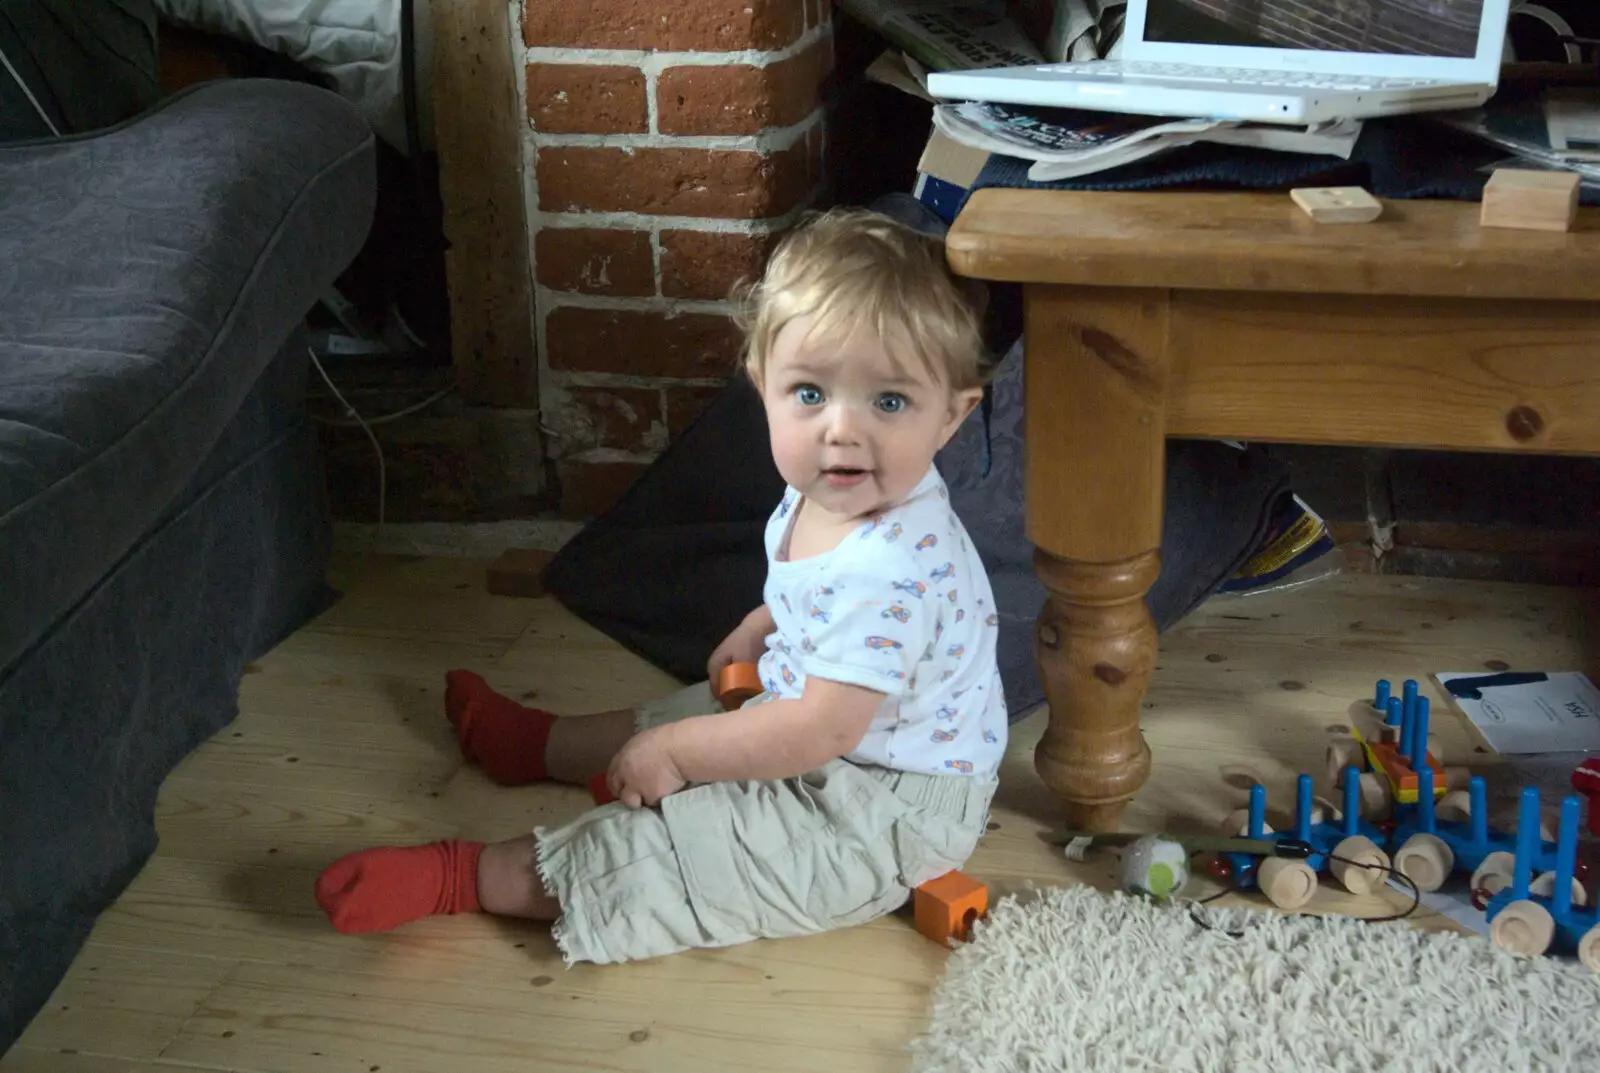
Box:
431;0;537;406
1163;290;1600;455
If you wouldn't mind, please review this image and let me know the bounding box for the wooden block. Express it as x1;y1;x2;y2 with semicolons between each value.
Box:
1290;186;1383;224
714;661;764;710
1481;169;1580;232
913;870;988;944
485;548;555;598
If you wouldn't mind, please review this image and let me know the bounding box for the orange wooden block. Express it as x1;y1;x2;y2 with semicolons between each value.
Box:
715;661;764;710
486;548;555;598
1369;741;1446;803
914;870;988;944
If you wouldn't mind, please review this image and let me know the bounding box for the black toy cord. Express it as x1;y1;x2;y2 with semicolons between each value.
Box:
1186;850;1423;937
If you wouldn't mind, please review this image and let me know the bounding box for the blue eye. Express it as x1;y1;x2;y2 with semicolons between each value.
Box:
796;385;824;406
876;393;907;414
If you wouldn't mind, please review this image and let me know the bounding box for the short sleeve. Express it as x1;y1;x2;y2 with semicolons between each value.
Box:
797;552;937;698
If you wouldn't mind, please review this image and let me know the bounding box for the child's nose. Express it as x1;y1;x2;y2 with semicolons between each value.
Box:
824;403;863;444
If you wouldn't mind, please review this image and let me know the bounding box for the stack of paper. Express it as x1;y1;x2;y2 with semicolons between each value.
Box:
932;101;1363;182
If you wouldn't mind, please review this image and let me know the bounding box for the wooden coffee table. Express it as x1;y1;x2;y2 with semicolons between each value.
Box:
946;188;1600;830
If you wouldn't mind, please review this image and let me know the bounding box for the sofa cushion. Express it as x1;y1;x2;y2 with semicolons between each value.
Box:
0;78;374;677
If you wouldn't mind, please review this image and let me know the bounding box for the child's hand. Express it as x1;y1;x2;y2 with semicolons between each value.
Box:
606;727;688;808
706;606;773;682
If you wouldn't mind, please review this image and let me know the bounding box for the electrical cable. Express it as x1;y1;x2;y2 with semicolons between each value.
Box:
1184;850;1423;937
0;41;61;137
307;381;454;427
308;347;386;543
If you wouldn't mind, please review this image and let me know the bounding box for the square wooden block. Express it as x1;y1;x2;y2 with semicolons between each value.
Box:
1481;169;1580;232
1290;186;1383;224
486;547;555;598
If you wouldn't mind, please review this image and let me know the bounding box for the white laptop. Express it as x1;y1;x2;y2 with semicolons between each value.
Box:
926;0;1512;125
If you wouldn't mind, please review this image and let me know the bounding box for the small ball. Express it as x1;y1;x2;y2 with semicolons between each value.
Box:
1119;835;1190;900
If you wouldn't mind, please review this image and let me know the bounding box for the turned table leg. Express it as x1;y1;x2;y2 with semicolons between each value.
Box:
1024;286;1169;830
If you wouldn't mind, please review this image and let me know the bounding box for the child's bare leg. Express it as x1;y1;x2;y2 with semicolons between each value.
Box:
444;670;636;785
477;835;560;918
316;834;561;933
544;712;637;784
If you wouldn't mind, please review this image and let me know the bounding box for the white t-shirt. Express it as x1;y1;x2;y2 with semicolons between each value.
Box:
756;467;1008;778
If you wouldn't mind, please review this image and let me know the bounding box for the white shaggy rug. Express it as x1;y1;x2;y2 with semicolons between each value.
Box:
910;885;1600;1072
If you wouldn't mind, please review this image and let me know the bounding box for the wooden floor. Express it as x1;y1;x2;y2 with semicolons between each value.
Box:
5;556;1591;1072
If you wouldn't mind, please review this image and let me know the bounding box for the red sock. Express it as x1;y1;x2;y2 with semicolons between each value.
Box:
315;840;483;934
444;669;556;785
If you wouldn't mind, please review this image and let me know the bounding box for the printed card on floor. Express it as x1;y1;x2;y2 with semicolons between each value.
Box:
1435;671;1600;755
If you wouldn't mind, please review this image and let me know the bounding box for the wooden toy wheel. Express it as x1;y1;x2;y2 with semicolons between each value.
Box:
1578;925;1600;973
1469;851;1517;900
1257;857;1317;911
1395;833;1454;892
1490;900;1555;958
1436;789;1473;823
1309;796;1343;826
1219;809;1272;837
1325;738;1363;788
1357;771;1392;821
1529;871;1589;907
1329;835;1389;896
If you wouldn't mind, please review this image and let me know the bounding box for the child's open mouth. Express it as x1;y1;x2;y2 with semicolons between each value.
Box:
823;467;869;489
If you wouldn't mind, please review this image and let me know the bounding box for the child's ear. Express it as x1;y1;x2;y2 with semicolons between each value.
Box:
940;387;984;445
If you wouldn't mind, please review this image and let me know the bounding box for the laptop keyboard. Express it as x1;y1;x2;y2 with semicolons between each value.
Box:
1034;60;1438;92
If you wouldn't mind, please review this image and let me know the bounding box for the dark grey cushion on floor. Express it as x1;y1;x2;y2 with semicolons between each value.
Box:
0;78;374;677
0;334;337;1050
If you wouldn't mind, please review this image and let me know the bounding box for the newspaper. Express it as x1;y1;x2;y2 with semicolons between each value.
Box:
835;0;1043;72
933;101;1363;181
1036;0;1127;62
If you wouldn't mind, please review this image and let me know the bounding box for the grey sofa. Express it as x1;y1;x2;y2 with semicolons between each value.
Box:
0;78;375;1051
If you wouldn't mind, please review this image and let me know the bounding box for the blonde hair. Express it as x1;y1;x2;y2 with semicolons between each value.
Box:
732;208;988;391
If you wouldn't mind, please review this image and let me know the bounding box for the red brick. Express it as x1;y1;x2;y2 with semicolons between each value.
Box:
525;0;804;51
557;460;651;519
657;40;832;136
564;385;663;452
538;145;813;219
660;230;780;300
666;384;727;438
536;228;655;296
546;308;743;378
526;64;647;134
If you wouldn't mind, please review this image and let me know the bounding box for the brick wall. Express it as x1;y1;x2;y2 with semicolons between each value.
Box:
520;0;833;517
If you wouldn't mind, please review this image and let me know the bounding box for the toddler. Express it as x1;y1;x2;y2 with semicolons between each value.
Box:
314;208;1009;964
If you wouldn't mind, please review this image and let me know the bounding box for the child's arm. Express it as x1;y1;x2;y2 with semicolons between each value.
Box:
661;677;881;784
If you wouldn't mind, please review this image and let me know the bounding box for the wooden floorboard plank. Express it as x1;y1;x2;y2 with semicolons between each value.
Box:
0;1050;258;1073
163;948;934;1073
8;945;236;1063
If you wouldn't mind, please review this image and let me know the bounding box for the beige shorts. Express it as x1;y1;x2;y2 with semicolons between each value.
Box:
532;681;998;965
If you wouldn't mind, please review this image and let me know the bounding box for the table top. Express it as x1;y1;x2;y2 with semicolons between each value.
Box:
946;188;1600;302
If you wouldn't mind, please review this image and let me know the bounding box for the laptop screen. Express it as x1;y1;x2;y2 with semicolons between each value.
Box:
1144;0;1485;59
